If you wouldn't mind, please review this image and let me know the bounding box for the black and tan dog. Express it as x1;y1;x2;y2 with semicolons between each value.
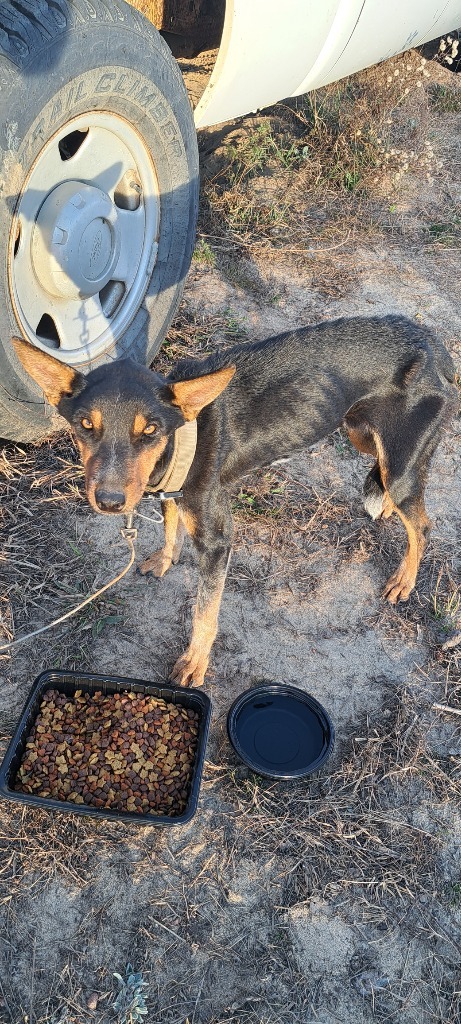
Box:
13;316;457;686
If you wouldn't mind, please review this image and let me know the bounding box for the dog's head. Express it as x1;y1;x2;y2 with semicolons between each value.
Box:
13;338;235;514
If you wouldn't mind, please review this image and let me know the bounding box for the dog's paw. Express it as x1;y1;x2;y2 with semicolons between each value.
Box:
170;648;209;688
383;565;415;604
138;549;172;578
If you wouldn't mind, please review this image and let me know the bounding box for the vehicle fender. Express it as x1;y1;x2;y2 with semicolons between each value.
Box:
194;0;461;129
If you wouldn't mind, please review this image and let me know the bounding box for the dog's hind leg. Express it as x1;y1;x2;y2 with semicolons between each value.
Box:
373;394;448;603
382;493;430;604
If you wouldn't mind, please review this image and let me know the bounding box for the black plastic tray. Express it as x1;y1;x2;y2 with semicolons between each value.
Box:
0;669;211;826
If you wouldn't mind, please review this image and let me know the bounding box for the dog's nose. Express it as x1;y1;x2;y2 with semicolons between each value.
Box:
94;489;126;513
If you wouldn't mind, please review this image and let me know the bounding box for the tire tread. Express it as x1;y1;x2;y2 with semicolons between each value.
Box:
0;1;149;62
0;2;67;55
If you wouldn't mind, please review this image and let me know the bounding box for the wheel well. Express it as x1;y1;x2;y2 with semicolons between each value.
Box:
130;0;226;57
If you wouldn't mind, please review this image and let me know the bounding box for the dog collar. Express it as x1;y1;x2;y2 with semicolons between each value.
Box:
145;419;197;500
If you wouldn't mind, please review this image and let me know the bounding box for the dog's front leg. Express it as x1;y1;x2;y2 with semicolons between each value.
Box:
170;544;231;687
139;499;185;577
170;501;233;687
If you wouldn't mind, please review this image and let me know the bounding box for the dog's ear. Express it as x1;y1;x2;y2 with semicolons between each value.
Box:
168;365;236;421
12;337;86;407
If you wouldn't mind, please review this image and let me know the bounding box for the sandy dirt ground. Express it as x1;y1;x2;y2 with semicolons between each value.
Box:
0;53;460;1024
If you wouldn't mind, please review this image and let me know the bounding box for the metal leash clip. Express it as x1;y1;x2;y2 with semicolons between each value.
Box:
159;490;183;500
121;511;138;542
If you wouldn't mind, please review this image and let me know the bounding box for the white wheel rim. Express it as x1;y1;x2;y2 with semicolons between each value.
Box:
9;112;160;365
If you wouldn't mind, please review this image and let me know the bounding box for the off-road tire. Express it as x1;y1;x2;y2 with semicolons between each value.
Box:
0;0;199;441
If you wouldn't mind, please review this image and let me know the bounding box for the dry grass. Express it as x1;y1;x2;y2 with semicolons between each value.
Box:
3;403;459;1022
156;308;248;375
0;437;128;673
219;690;460;895
198;49;461;283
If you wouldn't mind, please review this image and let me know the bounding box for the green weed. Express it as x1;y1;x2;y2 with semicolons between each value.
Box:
450;882;461;907
192;237;216;266
427;216;461;247
223;308;248;340
113;964;148;1023
432;570;461;633
429;83;461;114
227;122;308;185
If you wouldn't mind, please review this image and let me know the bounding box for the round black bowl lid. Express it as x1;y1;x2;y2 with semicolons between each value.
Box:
227;684;334;779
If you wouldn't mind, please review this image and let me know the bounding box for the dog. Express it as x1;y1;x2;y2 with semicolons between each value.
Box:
13;315;458;687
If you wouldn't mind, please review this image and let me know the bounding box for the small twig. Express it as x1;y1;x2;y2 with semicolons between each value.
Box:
191;970;207;1024
432;702;461;718
198;230;352;255
150;917;189;945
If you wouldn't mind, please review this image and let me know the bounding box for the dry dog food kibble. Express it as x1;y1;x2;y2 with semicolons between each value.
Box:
14;689;200;817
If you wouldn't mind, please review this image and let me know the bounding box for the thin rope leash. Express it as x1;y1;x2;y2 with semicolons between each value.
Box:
0;424;192;655
0;510;159;654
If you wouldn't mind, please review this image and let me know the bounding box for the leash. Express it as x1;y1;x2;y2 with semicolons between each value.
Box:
1;422;197;655
0;512;147;654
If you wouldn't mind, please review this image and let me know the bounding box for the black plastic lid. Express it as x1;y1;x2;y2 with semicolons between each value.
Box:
227;683;334;779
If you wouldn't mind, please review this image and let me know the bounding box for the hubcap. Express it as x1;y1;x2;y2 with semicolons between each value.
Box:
32;182;121;299
9;112;160;363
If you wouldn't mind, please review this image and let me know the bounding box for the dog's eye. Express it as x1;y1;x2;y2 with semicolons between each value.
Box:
143;423;157;436
81;417;93;430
